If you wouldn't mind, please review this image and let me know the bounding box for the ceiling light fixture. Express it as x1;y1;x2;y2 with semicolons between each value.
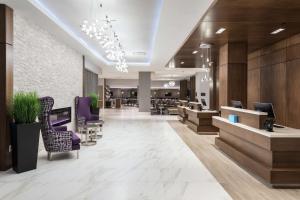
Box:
216;27;226;34
199;43;211;49
270;28;285;35
192;50;198;54
168;81;176;87
80;2;128;73
180;61;185;64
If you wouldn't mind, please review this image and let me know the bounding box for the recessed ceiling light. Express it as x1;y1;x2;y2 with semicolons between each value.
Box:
270;28;285;35
199;43;211;49
192;50;198;54
216;28;226;34
180;61;185;64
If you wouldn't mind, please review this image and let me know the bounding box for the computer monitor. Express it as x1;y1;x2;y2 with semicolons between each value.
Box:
254;102;275;119
231;100;243;109
254;102;277;132
201;99;207;107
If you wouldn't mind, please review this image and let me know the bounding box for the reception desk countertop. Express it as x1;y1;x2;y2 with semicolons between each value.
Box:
213;116;300;138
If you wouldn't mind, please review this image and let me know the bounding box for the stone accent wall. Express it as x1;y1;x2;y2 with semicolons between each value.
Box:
13;12;83;129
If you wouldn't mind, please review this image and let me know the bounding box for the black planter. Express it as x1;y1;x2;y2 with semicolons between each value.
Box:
90;107;100;115
11;122;41;173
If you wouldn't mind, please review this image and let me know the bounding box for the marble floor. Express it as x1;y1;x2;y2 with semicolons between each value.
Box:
0;107;232;200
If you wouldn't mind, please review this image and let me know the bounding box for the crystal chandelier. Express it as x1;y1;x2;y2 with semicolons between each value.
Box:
199;43;212;82
80;2;128;73
168;81;175;87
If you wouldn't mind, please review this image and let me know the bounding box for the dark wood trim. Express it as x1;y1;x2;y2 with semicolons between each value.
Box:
190;76;196;101
218;42;247;108
179;80;188;100
0;4;13;171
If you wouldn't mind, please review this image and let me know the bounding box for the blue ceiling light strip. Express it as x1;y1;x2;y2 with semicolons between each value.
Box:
31;0;109;64
148;0;164;63
31;0;162;66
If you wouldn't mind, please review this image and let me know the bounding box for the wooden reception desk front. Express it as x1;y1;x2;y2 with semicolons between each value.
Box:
177;100;188;123
177;105;188;123
213;106;300;187
185;108;219;134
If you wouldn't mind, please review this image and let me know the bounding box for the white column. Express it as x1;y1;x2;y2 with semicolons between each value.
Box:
138;72;151;112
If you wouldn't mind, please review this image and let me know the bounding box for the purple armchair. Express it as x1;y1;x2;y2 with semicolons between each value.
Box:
75;96;103;131
39;97;80;160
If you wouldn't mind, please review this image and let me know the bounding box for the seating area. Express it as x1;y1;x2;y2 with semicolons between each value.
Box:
150;98;179;115
39;97;81;160
2;0;300;199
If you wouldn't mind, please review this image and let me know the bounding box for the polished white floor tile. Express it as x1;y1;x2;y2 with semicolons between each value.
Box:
0;107;232;200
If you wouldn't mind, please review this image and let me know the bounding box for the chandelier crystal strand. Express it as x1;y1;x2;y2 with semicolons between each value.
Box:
199;43;213;82
81;1;128;72
168;81;175;87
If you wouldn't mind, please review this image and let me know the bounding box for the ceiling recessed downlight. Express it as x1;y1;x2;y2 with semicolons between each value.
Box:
270;28;285;35
216;28;226;34
192;50;198;54
199;43;211;49
180;61;185;64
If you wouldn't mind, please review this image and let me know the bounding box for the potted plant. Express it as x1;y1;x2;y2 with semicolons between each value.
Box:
10;92;41;173
89;93;99;115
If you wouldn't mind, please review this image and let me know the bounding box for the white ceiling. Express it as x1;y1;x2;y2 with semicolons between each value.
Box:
0;0;214;79
38;0;162;64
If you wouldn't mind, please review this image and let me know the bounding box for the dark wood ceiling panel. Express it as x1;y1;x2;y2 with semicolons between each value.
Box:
171;0;300;68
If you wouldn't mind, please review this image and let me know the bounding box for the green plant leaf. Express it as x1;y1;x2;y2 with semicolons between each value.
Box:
88;93;99;109
12;92;40;124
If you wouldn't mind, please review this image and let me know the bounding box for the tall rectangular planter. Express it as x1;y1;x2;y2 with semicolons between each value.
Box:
11;122;41;173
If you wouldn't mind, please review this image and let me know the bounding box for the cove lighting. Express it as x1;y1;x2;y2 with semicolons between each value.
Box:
216;28;226;34
192;50;198;54
271;28;285;35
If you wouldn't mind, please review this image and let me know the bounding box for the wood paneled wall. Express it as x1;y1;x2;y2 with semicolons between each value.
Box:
180;80;188;100
190;76;196;101
0;5;13;171
218;42;247;109
247;33;300;128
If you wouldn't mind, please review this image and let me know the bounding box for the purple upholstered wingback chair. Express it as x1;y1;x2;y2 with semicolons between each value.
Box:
39;97;80;160
75;96;103;130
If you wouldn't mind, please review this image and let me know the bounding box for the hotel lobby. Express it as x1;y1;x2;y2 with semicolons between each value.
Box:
1;0;300;199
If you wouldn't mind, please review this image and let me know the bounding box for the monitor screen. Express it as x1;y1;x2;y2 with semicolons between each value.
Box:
231;100;243;109
201;99;207;106
254;102;275;119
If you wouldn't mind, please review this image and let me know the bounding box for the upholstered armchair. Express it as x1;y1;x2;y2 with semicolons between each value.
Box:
39;97;80;160
75;96;103;131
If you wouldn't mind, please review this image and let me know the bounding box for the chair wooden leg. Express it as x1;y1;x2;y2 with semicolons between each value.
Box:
77;150;79;159
47;152;51;161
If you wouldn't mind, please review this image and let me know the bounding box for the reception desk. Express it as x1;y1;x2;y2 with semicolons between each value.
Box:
186;108;219;134
177;105;188;123
213;106;300;187
177;100;188;123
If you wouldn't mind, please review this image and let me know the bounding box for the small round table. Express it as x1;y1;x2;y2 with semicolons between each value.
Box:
79;123;98;146
86;120;104;139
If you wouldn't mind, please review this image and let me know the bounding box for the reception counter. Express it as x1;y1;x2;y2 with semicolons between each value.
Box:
177;105;188;123
213;106;300;187
185;108;219;134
